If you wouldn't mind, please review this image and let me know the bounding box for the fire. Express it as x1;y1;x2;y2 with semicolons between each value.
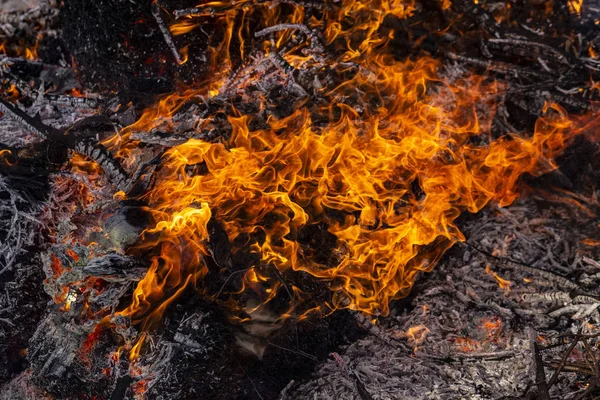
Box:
485;264;512;294
129;332;146;362
98;0;600;340
79;324;104;367
0;38;39;60
169;20;200;36
582;238;600;246
69;153;104;177
568;0;584;16
405;325;430;349
178;45;189;65
480;316;502;336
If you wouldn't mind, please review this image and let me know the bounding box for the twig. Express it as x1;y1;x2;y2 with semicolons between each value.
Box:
0;97;58;139
548;335;580;387
255;24;325;54
461;242;580;291
238;363;265;400
73;138;130;192
260;0;330;9
487;38;570;65
534;342;551;400
446;52;551;79
351;370;374;400
151;2;183;65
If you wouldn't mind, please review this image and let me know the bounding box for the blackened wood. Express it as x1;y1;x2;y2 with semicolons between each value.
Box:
73;138;129;191
534;342;551;400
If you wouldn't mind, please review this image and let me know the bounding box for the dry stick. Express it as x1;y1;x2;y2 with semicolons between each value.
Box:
73;138;130;192
430;350;516;361
582;338;599;377
351;370;374;400
0;4;55;25
0;97;55;139
575;339;600;400
151;2;183;65
238;363;265;400
487;38;570;65
260;0;331;9
267;52;308;97
548;335;581;388
174;7;213;19
255;24;325;54
461;242;580;291
174;0;327;19
534;342;551;400
445;52;551;79
574;379;598;400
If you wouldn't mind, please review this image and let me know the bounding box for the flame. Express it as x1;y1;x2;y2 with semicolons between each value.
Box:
129;332;147;362
169;20;200;36
0;149;13;166
480;316;502;336
69;153;104;177
178;45;189;65
568;0;583;16
99;0;600;339
485;264;512;294
79;325;103;366
5;84;20;101
455;337;479;352
0;39;39;60
582;238;600;246
405;324;430;348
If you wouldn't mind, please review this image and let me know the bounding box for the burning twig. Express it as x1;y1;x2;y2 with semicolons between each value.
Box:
72;138;130;192
462;242;580;291
151;2;183;65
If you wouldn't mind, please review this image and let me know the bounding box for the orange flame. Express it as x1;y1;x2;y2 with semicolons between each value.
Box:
169;20;200;36
104;0;600;336
568;0;583;16
129;332;147;362
485;264;512;294
405;325;430;348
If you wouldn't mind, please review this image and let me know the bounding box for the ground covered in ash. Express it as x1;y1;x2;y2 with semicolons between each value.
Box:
285;194;600;399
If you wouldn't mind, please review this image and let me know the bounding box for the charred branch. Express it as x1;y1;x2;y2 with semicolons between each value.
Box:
151;2;183;65
72;138;130;192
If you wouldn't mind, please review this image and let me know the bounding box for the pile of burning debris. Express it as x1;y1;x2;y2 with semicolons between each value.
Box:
0;0;600;399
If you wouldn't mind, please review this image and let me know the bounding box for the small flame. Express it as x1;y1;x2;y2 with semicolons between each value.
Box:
169;20;200;36
485;264;512;294
405;325;430;349
582;238;600;246
129;332;147;362
480;316;502;336
568;0;583;16
178;45;189;65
